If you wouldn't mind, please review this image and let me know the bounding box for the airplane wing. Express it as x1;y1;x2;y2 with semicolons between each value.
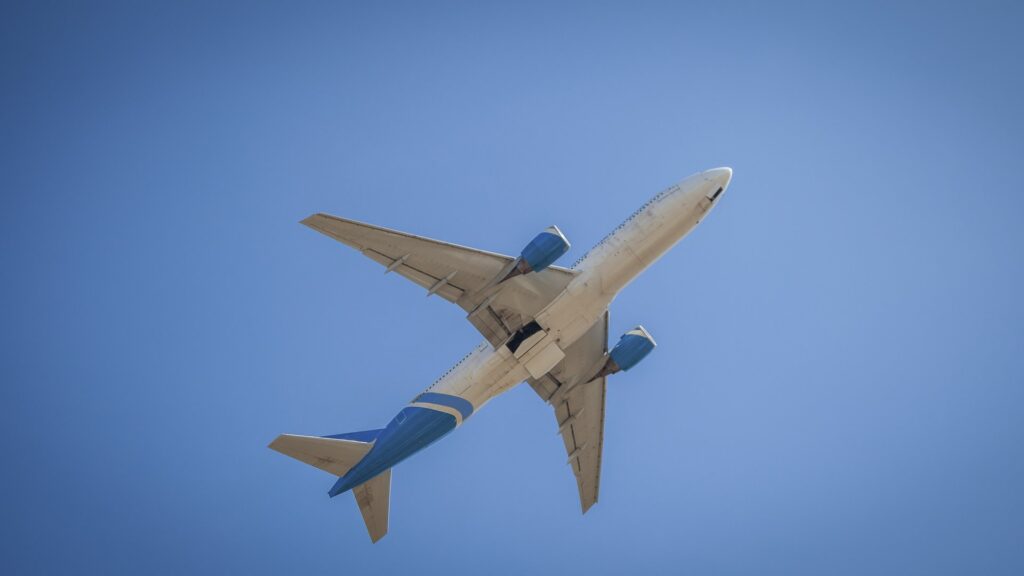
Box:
527;311;609;513
302;213;577;346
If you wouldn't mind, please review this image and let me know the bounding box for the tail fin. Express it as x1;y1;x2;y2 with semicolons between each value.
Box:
268;429;381;477
269;428;391;542
354;469;392;543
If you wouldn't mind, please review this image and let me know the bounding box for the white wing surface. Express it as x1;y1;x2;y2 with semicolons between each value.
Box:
302;213;577;346
527;311;609;513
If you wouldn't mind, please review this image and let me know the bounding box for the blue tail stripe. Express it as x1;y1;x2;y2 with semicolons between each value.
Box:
323;429;384;443
329;406;457;496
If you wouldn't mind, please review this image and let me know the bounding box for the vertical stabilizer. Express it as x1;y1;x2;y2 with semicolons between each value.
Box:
353;469;392;543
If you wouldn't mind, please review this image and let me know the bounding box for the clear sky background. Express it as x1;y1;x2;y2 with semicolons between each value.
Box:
3;1;1023;574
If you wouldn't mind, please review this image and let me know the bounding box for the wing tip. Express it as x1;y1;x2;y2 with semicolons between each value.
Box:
267;433;288;451
299;213;326;227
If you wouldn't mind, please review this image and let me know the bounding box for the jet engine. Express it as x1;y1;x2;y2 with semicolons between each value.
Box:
590;326;657;381
519;225;570;273
500;225;570;282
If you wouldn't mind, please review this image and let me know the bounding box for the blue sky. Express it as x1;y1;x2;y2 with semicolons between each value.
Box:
2;1;1023;574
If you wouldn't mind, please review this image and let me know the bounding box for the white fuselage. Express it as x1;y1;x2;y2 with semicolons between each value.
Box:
409;168;732;424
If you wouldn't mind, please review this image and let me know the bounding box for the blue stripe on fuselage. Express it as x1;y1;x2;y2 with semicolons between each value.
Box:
413;392;474;420
328;406;457;496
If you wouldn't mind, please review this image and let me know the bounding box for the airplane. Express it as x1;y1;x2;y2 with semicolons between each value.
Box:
270;167;733;542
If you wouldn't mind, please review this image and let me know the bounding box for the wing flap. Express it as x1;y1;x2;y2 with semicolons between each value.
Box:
360;248;467;301
557;377;606;512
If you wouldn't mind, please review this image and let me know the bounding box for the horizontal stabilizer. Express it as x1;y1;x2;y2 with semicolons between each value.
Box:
268;434;374;477
353;469;392;543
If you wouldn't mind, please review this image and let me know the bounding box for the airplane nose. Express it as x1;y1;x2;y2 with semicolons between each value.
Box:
702;167;732;201
704;167;732;186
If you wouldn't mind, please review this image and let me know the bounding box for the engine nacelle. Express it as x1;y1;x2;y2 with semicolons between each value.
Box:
589;326;657;381
518;225;570;274
609;326;657;372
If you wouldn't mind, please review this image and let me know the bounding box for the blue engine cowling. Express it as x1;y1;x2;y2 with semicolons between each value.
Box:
519;225;570;273
608;326;657;372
